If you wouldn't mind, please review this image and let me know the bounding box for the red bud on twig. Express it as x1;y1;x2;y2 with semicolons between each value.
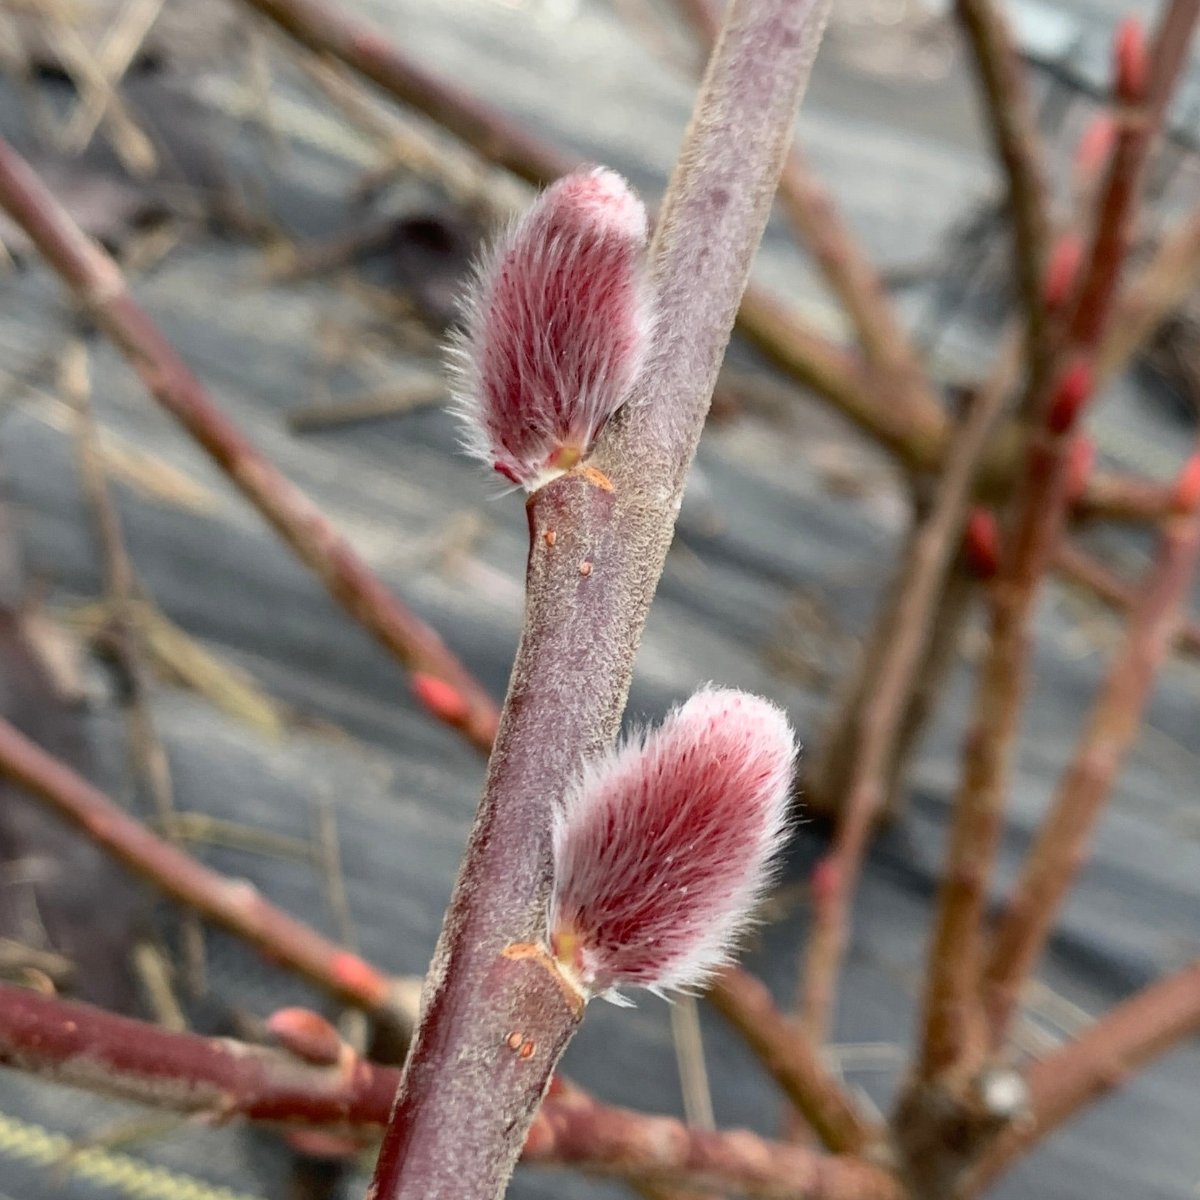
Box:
548;688;796;1001
266;1007;344;1065
1043;235;1084;312
1113;16;1148;103
1172;452;1200;514
449;167;654;490
964;508;1000;580
1073;114;1116;186
1047;360;1093;434
411;672;469;724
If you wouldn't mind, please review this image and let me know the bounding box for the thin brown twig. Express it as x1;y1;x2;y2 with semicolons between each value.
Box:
62;338;207;997
968;960;1200;1193
980;460;1200;1045
0;713;410;1034
799;372;1014;1046
0;981;904;1200
953;0;1053;383
1056;539;1200;657
706;967;880;1155
0;136;500;753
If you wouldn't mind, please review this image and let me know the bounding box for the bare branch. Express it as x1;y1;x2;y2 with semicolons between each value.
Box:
706;967;880;1155
953;0;1053;377
0;715;409;1033
969;960;1200;1192
799;370;1013;1044
367;3;832;1196
0;981;903;1200
981;460;1200;1043
0;137;500;753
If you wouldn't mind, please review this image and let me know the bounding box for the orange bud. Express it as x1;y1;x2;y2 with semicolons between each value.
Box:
1074;114;1116;184
411;672;469;724
963;508;1000;580
1043;235;1083;312
1047;361;1093;433
1113;16;1147;102
1173;453;1200;514
265;1007;343;1065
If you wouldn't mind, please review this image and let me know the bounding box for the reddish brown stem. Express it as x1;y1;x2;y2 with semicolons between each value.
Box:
0;137;499;754
0;715;407;1029
968;960;1200;1192
1071;472;1177;524
706;967;879;1154
980;480;1200;1044
1056;540;1200;656
369;5;833;1197
913;0;1194;1088
0;981;904;1199
530;1082;904;1199
1062;0;1196;359
800;376;1012;1045
953;0;1053;378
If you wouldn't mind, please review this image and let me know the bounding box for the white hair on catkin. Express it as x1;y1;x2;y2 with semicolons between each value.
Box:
549;686;798;1002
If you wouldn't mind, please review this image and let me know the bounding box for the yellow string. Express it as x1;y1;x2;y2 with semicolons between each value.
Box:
0;1110;263;1200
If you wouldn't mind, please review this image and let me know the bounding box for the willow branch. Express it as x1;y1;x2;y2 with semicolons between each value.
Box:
706;967;879;1154
913;1;1194;1088
968;960;1200;1192
0;981;901;1200
367;5;831;1198
980;469;1200;1044
954;0;1053;379
0;138;499;754
1060;0;1196;359
0;715;410;1033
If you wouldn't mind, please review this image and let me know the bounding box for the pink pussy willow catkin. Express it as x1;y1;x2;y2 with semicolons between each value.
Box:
448;166;654;490
549;688;797;1001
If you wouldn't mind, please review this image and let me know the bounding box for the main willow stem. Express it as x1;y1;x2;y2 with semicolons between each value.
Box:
367;2;831;1197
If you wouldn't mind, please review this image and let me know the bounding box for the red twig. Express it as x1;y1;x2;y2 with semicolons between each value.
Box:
706;967;879;1154
980;459;1200;1044
0;981;903;1200
968;960;1200;1193
0;137;500;753
0;715;407;1029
